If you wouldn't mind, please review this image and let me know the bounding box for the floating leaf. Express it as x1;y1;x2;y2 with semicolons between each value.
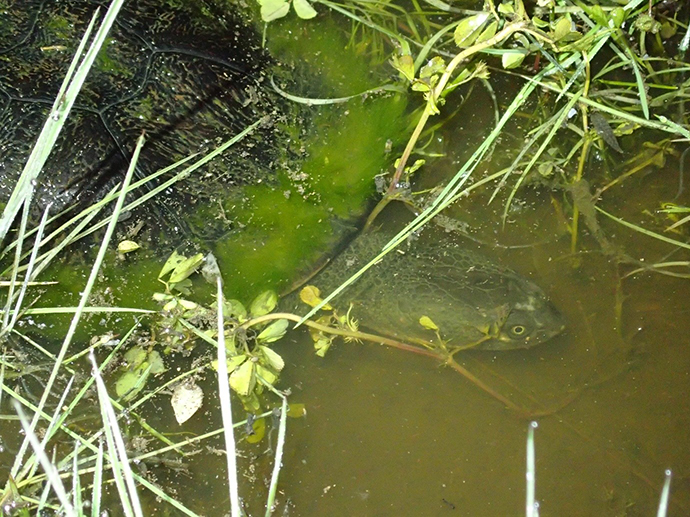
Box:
454;13;490;48
538;162;554;177
256;364;278;385
293;0;317;20
259;0;290;21
117;240;140;254
419;315;439;330
178;298;199;311
299;285;330;309
419;56;445;79
115;363;150;401
245;417;266;444
224;299;248;321
390;54;415;83
230;360;255;396
260;345;285;371
250;290;278;317
211;354;247;373
159;250;186;279
171;383;204;424
257;319;289;344
288;403;307;418
124;345;147;367
169;253;204;284
502;51;527;69
152;292;172;303
162;298;178;312
148;351;165;374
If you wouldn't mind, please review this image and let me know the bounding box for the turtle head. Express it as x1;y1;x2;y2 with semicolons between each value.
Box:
475;282;566;351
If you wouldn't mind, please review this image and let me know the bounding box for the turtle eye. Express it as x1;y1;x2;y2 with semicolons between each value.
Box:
511;325;526;337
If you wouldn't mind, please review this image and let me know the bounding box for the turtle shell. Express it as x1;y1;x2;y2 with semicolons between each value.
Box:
305;230;566;350
0;0;282;241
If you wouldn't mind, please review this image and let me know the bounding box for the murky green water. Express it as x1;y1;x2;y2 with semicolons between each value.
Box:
2;3;690;516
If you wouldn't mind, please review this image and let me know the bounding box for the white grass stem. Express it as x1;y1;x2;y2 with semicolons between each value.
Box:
657;469;672;517
265;395;288;517
526;421;538;517
11;134;144;482
89;350;143;517
13;401;75;515
215;275;243;516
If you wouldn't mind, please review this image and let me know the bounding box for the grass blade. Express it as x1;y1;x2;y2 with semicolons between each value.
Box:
215;275;243;516
657;469;672;517
265;396;288;517
10;133;144;483
526;421;538;517
89;350;142;517
13;401;75;515
0;0;125;241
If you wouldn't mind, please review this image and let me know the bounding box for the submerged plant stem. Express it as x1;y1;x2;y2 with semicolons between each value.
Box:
242;312;560;415
366;20;530;230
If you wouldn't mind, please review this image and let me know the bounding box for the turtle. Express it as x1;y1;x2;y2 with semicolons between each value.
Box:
0;0;285;242
294;228;565;351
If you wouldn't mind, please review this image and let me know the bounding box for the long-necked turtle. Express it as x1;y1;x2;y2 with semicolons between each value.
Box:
0;0;281;241
298;229;565;351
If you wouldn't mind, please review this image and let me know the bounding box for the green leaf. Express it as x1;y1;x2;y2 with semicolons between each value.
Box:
115;363;151;401
299;285;332;310
245;417;266;444
552;16;572;42
288;403;307;418
419;56;445;79
502;51;526;69
390;54;415;83
293;0;317;20
124;345;147;368
582;4;608;27
224;299;248;321
230;360;255;396
169;253;204;284
419;315;438;330
660;21;676;40
314;336;333;357
159;250;186;279
211;354;247;373
498;3;514;15
609;7;625;29
257;319;289;343
249;290;278;317
117;240;140;254
476;20;498;44
453;13;490;48
256;364;278;385
260;345;285;371
148;350;165;374
259;0;290;22
531;16;549;29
